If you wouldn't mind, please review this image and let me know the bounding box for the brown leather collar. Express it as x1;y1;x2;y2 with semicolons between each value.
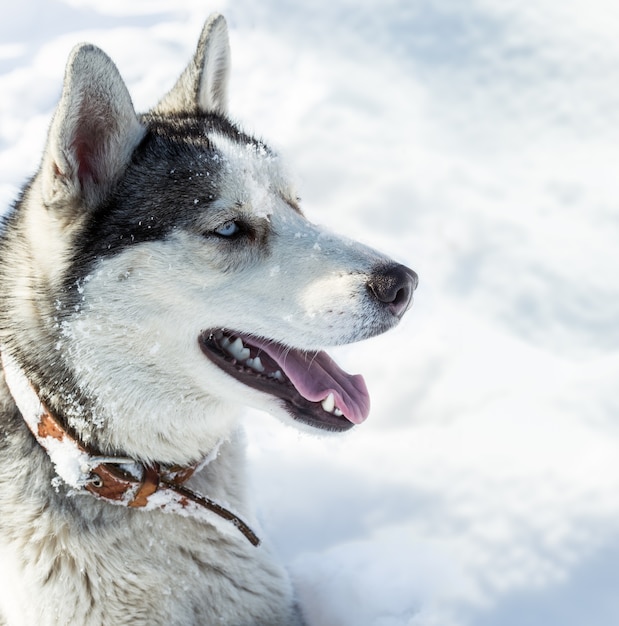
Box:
1;351;260;547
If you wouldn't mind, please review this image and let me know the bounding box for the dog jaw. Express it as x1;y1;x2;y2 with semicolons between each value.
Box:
199;329;369;431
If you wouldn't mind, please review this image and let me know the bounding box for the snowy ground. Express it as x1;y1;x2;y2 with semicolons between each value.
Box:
2;1;619;624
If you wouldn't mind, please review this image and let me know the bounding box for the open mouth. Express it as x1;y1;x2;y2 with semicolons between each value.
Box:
198;329;370;432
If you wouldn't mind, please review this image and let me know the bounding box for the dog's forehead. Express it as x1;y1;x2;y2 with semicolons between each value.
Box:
207;130;298;219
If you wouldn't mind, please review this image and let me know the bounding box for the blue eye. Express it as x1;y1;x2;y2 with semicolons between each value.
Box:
215;220;240;238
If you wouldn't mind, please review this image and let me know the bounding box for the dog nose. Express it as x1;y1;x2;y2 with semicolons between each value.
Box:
367;263;418;318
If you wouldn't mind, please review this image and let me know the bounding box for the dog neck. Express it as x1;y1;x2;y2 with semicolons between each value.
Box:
0;349;260;546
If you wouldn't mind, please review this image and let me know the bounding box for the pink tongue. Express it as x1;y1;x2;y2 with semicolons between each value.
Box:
253;340;370;424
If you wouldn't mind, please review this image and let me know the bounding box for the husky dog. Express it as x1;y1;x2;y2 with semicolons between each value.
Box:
0;14;417;626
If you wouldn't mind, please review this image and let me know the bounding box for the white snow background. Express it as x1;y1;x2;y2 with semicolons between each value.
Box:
2;1;619;624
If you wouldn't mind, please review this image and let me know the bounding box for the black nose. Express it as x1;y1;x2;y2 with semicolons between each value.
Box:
367;263;418;318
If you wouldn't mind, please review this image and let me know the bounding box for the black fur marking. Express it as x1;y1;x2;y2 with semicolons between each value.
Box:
62;113;272;302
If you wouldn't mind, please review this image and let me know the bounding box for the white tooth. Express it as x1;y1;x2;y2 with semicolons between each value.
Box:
247;356;265;373
227;337;250;360
221;336;230;349
321;393;335;413
334;408;343;417
272;370;284;382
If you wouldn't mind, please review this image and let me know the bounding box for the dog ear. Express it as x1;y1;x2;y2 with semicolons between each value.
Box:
41;44;144;214
155;13;230;116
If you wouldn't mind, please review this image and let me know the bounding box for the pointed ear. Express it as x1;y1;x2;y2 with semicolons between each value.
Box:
155;14;231;116
41;44;144;213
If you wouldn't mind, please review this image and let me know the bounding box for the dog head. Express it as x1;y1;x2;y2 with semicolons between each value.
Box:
1;15;417;464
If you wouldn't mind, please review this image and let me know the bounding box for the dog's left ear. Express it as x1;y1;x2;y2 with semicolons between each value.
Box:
155;13;230;116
